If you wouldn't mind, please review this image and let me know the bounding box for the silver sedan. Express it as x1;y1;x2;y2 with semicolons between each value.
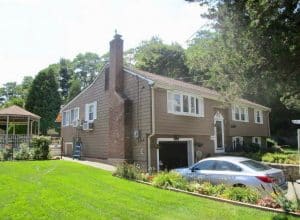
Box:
174;156;288;193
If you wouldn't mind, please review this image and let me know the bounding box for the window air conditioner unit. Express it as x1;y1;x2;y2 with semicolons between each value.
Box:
72;120;79;128
82;121;94;131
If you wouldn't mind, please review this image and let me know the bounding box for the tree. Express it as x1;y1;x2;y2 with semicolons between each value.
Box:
25;68;61;135
134;37;189;79
67;79;81;102
185;0;300;145
72;52;103;88
59;58;73;102
186;0;300;110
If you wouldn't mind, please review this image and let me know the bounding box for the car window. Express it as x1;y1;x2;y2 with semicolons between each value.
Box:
240;160;271;171
214;161;242;171
193;160;216;170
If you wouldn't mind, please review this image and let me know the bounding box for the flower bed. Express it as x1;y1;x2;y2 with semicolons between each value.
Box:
113;163;300;215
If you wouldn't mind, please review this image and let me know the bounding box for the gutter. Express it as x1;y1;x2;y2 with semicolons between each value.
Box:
147;86;155;173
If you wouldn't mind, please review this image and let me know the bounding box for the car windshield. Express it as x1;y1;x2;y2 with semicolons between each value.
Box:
240;160;271;171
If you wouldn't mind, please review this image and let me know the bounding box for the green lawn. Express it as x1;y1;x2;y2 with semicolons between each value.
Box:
0;161;297;220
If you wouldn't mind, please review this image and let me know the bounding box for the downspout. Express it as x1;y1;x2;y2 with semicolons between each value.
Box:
147;85;155;173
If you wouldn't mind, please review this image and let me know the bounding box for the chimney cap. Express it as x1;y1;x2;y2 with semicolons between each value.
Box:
114;29;122;39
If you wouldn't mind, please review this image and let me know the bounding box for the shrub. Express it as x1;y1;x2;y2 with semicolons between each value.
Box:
188;182;226;196
14;143;32;160
0;148;12;161
140;173;154;182
221;187;261;204
113;162;142;180
31;136;51;160
152;172;188;190
261;153;298;164
257;196;281;209
276;194;299;212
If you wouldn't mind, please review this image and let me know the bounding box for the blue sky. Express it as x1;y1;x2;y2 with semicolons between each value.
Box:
0;0;208;84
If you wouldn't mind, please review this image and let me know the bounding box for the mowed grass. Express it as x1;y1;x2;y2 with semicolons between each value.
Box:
0;161;297;220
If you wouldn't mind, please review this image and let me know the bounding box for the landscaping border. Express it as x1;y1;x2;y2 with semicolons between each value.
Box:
134;180;300;217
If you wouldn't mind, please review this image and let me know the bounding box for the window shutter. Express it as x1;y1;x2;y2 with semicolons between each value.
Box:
167;91;173;113
85;104;89;121
231;105;235;120
260;111;263;124
245;107;249;122
199;97;204;117
93;101;97;120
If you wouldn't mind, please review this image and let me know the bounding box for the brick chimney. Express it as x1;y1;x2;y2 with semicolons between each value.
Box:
107;33;132;164
109;33;123;93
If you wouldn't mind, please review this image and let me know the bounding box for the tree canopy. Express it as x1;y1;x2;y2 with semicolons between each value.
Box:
25;68;61;135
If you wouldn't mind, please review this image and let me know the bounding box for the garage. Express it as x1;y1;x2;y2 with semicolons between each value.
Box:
157;138;194;171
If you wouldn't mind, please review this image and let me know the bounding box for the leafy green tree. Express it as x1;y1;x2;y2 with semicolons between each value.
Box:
72;52;102;88
68;79;81;102
134;37;189;79
25;68;61;135
20;76;33;100
186;0;300;110
59;58;73;102
3;97;25;108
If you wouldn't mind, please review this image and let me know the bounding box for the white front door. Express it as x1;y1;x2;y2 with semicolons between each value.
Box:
214;112;225;153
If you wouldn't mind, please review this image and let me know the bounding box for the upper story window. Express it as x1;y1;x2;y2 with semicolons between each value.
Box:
254;109;263;124
70;107;79;126
85;101;97;122
62;110;70;127
232;105;249;122
167;91;204;117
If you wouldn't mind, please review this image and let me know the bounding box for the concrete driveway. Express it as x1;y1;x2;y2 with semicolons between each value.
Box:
286;182;300;201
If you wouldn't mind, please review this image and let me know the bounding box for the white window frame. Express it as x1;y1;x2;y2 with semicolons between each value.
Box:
70;107;80;125
232;136;244;150
254;109;263;124
167;90;204;117
62;110;70;127
232;105;249;122
85;101;97;122
252;137;262;146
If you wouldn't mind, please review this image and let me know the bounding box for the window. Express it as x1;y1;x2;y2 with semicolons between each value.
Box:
70;107;79;125
240;160;271;171
85;102;97;122
193;160;216;170
232;136;243;149
62;110;70;127
214;161;242;172
252;137;262;146
232;105;248;122
254;109;263;124
167;91;204;117
183;95;189;113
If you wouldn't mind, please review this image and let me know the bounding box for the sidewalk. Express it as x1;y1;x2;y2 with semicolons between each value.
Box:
62;156;116;172
286;182;300;201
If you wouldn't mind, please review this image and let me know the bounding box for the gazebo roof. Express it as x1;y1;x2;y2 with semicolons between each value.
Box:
0;105;41;119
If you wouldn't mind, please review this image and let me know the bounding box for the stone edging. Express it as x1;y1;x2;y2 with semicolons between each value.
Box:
134;180;300;217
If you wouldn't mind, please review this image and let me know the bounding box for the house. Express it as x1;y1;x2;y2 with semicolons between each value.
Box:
61;34;270;171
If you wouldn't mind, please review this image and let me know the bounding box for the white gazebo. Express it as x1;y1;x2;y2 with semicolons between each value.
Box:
0;105;40;148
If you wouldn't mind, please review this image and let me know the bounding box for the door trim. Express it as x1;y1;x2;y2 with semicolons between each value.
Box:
214;111;225;153
156;138;194;171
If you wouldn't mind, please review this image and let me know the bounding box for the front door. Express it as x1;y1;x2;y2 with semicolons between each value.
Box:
214;112;225;153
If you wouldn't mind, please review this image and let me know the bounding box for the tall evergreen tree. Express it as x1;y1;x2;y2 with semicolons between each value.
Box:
59;58;73;102
25;68;61;135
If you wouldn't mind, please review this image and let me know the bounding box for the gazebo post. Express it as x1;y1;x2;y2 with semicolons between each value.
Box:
38;119;40;135
27;116;30;146
6;115;9;144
